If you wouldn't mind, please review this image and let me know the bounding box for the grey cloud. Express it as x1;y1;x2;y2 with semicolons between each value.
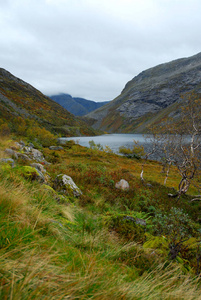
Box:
1;0;201;101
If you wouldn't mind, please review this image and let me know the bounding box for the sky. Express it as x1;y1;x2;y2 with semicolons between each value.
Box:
1;0;201;101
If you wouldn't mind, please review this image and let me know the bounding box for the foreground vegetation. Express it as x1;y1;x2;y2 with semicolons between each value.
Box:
0;133;201;299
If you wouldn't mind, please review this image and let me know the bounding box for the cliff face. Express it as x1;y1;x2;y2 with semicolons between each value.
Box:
86;52;201;133
0;68;98;136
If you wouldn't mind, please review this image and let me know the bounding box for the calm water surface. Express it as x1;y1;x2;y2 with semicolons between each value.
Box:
59;134;152;154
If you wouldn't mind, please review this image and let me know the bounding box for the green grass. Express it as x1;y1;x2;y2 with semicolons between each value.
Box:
1;137;201;299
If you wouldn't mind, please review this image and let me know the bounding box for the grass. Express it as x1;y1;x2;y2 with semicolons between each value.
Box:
1;136;201;299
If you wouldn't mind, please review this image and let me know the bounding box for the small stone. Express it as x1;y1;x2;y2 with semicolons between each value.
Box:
115;179;129;190
49;146;64;150
135;218;146;226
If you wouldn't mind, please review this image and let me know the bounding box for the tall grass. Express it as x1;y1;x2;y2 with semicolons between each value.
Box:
1;138;201;299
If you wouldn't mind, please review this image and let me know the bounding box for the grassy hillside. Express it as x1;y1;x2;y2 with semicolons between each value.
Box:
0;68;99;139
1;133;201;299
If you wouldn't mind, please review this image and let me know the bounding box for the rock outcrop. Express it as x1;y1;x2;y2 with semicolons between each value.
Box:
86;52;201;133
53;174;82;197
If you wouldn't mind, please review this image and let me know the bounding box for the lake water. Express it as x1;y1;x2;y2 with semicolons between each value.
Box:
59;134;152;154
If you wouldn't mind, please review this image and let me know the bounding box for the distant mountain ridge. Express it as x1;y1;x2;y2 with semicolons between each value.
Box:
50;93;109;116
86;52;201;133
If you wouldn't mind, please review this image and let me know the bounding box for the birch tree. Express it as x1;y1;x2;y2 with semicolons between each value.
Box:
152;92;201;200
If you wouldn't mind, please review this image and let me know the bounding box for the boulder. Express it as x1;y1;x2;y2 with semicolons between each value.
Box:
115;179;129;190
17;153;31;161
13;142;23;150
31;149;45;162
5;148;18;159
30;163;49;183
28;143;34;148
19;140;25;147
1;158;15;167
53;174;82;197
30;163;47;174
19;166;45;182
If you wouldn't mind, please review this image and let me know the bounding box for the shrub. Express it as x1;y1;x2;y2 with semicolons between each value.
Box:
152;207;197;239
119;140;145;159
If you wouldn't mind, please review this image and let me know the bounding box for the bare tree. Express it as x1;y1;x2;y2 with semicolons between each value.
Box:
151;92;201;200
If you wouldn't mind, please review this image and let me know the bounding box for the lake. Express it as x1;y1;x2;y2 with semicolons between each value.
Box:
59;134;152;154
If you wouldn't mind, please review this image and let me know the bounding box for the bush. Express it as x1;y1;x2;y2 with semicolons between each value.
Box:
152;207;197;239
119;140;145;159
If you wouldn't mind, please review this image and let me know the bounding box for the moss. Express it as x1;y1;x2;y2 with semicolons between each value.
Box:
42;184;57;194
143;233;169;256
18;166;40;181
0;162;12;171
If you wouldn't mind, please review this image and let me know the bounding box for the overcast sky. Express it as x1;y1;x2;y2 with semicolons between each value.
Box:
1;0;201;101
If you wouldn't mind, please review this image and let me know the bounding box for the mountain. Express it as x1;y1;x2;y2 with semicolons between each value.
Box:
85;52;201;133
0;68;98;137
50;93;109;116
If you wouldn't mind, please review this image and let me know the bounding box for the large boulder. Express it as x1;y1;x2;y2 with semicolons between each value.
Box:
115;179;129;191
53;174;82;197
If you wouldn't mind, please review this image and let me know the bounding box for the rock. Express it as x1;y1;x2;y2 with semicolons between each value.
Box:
30;163;46;174
123;216;135;222
14;142;23;150
31;149;45;162
28;143;34;148
123;216;146;226
5;148;18;159
30;163;49;183
17;153;31;161
86;52;201;133
19;140;25;146
49;146;64;150
24;146;32;153
1;158;15;167
115;179;129;190
135;218;146;226
19;166;45;182
53;174;82;197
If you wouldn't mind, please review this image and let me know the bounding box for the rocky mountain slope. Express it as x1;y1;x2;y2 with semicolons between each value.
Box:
0;68;98;137
50;93;109;116
86;52;201;133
